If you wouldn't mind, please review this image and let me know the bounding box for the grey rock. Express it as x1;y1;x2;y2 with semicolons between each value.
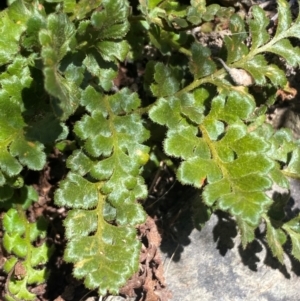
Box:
160;180;300;301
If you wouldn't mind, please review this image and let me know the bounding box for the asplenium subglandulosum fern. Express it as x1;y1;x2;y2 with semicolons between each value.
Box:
55;87;149;294
43;0;149;295
0;0;148;298
148;0;300;263
2;188;54;301
1;0;300;299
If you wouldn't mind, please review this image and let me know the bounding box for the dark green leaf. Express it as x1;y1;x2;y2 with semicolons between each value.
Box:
150;63;180;97
275;0;292;38
224;14;248;63
268;39;300;67
189;43;216;78
10;138;46;171
249;5;270;51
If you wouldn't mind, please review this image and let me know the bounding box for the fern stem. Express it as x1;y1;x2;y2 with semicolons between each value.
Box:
175;68;226;96
175;78;208;96
134;103;156;115
199;124;228;178
282;170;300;179
167;38;192;56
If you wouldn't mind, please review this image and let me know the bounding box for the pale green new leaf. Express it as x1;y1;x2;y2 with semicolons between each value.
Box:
3;208;53;301
0;3;29;65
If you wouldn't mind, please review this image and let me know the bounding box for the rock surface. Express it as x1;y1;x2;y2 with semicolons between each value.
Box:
160;180;300;301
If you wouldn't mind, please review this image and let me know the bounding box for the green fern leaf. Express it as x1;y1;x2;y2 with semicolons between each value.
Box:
55;86;149;294
236;216;256;248
150;62;180;97
0;57;47;191
186;1;216;25
283;216;300;261
284;147;300;176
150;89;275;227
97;40;130;62
0;1;30;65
249;5;270;51
223;14;248;63
267;39;300;67
210;1;300;89
275;0;292;38
39;13;80;120
164;127;210;160
83;51;118;91
64;0;101;20
243;56;286;86
91;0;130;40
3;206;53;301
189;43;217;78
265;216;286;263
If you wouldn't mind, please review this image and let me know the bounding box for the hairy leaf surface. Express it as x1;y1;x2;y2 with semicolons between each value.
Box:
55;87;149;294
